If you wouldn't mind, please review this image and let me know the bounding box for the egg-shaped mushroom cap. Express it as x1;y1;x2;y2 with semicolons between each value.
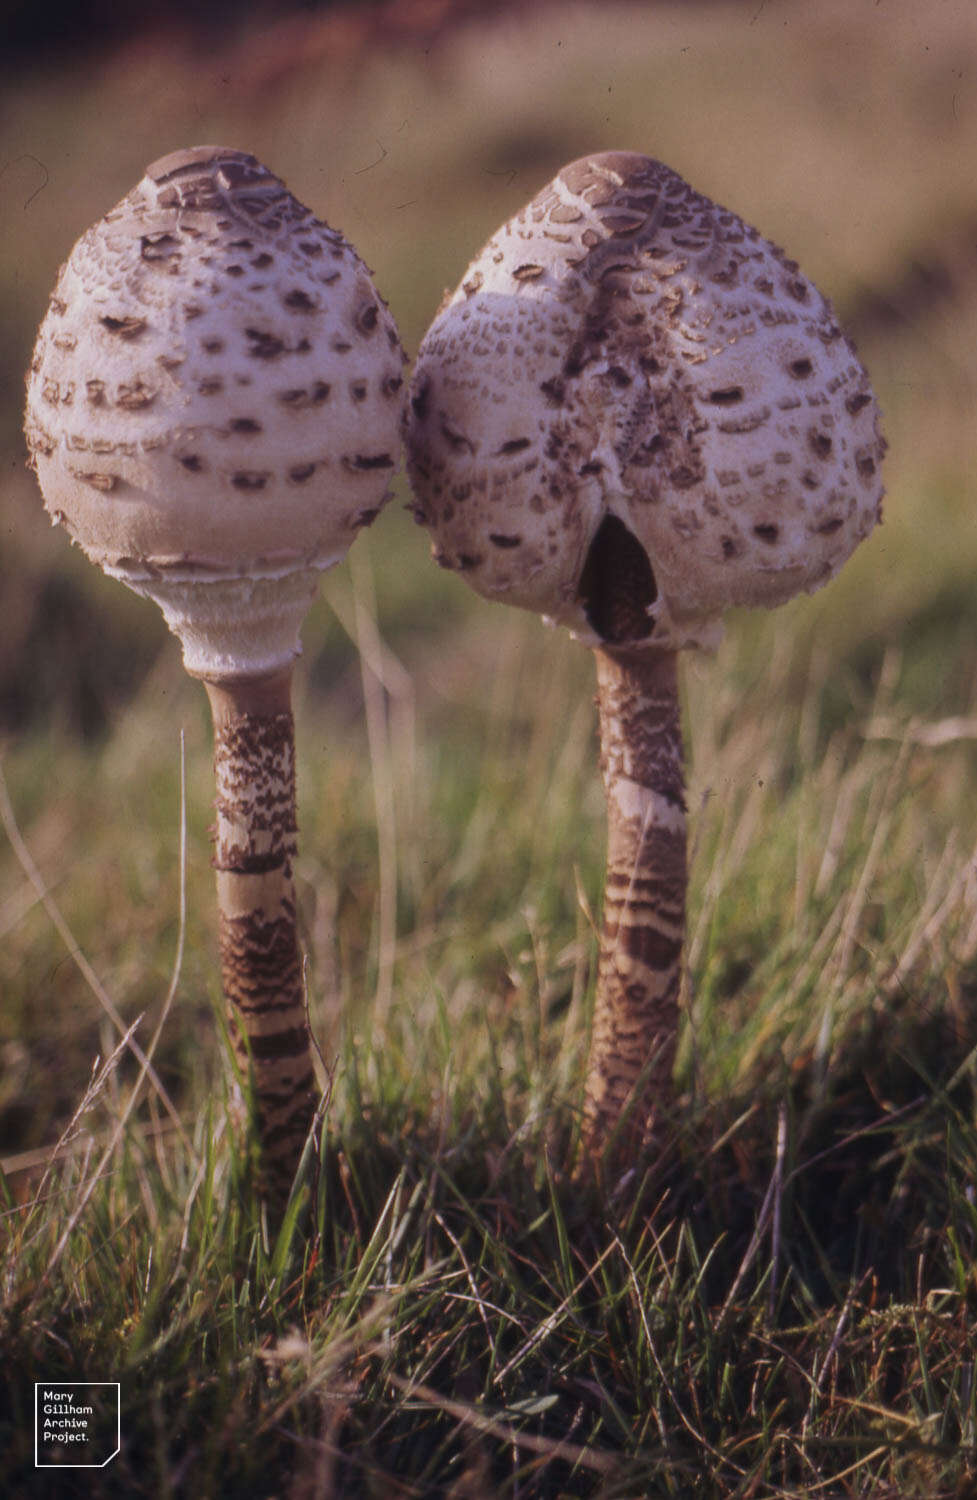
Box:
25;146;405;677
406;151;885;651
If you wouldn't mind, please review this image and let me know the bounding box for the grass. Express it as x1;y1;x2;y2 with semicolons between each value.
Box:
2;588;975;1496
3;0;977;1494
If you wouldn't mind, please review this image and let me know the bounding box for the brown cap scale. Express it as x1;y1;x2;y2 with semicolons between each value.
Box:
406;151;885;1172
25;146;406;1203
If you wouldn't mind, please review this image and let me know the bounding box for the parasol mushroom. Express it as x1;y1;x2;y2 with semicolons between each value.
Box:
405;150;885;1172
25;145;406;1202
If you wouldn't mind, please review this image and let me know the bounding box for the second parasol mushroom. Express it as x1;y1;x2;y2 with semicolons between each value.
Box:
25;146;406;1202
405;151;885;1171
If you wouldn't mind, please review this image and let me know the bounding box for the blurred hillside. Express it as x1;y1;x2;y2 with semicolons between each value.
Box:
3;0;977;736
2;0;536;66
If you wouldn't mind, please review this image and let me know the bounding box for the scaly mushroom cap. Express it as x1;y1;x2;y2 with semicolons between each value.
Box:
25;146;406;678
406;151;885;650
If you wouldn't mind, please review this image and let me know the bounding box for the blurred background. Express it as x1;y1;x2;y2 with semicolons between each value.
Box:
2;0;976;1154
4;0;977;733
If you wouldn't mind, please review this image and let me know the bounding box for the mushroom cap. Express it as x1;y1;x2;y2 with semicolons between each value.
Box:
25;146;406;678
406;151;885;651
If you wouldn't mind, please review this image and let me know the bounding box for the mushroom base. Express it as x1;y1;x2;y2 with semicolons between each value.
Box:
206;670;318;1205
579;646;686;1173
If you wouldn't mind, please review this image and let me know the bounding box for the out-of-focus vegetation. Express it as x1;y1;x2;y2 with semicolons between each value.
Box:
2;0;513;68
2;2;977;1494
3;0;977;732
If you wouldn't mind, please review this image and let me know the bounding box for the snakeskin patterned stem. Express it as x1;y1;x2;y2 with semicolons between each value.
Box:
205;670;317;1202
580;646;686;1168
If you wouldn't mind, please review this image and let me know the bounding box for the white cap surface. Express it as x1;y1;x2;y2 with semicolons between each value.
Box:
25;146;405;678
406;152;885;650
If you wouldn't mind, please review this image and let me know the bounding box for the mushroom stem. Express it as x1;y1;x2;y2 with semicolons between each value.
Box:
203;668;317;1199
580;645;687;1167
